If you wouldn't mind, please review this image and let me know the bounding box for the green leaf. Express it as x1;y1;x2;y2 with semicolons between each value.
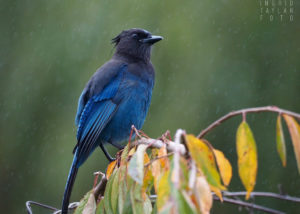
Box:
143;193;152;214
74;191;93;214
236;121;258;200
130;182;144;214
158;201;173;214
103;170;117;214
128;144;148;184
175;190;197;214
82;193;96;214
110;168;120;214
276;115;287;167
118;168;134;214
118;166;127;214
95;199;106;214
121;144;130;165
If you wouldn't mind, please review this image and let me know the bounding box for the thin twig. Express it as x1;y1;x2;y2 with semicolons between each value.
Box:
26;201;59;214
93;174;108;201
93;171;105;188
214;196;285;214
197;106;300;138
222;191;300;203
144;153;173;168
150;193;288;214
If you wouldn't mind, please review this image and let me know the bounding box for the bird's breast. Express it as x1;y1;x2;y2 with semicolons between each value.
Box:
100;71;154;147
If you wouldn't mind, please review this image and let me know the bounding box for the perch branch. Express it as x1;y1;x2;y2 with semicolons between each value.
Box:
214;196;285;214
150;190;300;213
222;191;300;203
132;135;186;156
197;106;300;138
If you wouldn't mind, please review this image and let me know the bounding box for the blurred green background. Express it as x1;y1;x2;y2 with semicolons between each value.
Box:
1;0;299;213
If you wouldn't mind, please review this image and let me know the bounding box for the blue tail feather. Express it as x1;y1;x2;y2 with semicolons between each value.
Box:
62;155;79;214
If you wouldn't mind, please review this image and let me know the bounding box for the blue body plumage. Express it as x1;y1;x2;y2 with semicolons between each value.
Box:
61;29;162;213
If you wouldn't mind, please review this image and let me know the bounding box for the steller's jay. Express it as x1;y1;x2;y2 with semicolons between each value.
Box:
61;28;162;213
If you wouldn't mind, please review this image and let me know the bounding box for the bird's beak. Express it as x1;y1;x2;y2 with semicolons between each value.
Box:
140;35;163;44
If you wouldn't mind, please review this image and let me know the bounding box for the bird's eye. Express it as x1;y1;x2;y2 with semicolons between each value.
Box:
131;34;138;39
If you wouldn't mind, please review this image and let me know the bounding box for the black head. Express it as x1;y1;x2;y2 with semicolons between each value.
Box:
112;28;163;62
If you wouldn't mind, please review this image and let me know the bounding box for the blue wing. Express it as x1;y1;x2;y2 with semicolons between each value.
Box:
74;65;126;165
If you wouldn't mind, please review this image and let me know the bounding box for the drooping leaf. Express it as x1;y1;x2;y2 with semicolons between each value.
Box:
276;115;287;167
236;121;257;200
106;160;117;179
151;157;162;192
143;192;153;214
143;165;154;193
171;151;180;189
120;144;130;166
130;179;152;214
283;114;300;174
82;193;96;214
118;166;127;214
158;145;169;169
175;189;197;214
74;191;93;214
128;147;136;156
95;199;105;214
121;176;134;214
110;168;120;214
151;146;169;192
178;156;189;190
128;144;148;184
185;135;225;190
213;149;232;186
103;170;117;214
159;201;174;214
130;182;144;214
209;184;223;202
193;176;213;214
157;169;171;211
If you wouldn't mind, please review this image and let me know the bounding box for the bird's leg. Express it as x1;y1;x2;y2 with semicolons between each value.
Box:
99;143;116;162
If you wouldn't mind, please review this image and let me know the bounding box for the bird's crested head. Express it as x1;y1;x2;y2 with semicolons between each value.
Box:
112;28;163;62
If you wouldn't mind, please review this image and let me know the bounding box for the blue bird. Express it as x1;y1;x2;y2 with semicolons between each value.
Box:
62;28;162;213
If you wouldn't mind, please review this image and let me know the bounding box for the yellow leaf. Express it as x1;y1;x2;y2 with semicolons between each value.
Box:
151;159;161;192
276;115;287;167
157;169;170;211
144;153;150;165
236;121;257;200
194;176;213;214
283;114;300;174
209;184;223;202
185;135;225;190
213;149;232;186
158;146;169;170
143;153;153;192
106;160;117;179
128;147;136;156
